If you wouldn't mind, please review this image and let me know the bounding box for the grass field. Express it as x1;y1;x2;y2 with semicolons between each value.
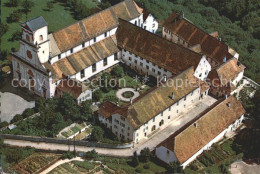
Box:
1;0;97;51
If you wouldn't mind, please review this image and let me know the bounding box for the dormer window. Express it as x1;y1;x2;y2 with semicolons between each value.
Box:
82;42;85;48
70;48;73;53
58;54;61;59
93;37;96;43
104;32;107;37
39;35;43;41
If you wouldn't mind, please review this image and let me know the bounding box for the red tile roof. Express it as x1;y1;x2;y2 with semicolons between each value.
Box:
159;96;245;163
163;12;233;65
116;19;202;74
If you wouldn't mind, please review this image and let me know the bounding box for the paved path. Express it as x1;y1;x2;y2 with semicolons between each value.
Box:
229;161;260;174
116;88;140;102
4;96;217;156
0;92;35;122
40;157;84;174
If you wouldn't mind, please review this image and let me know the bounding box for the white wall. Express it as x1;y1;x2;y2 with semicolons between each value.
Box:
155;114;244;168
194;56;211;81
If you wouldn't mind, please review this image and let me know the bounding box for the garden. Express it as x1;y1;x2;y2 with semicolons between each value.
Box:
57;123;89;139
92;64;157;106
185;139;244;173
12;152;62;174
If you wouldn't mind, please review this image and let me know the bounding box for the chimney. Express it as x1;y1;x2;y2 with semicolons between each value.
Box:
227;102;231;107
194;122;198;128
189;44;201;53
179;10;184;19
223;56;226;63
171;92;175;100
209;31;219;38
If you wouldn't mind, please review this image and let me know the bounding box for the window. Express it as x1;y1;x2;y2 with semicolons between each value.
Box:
128;127;130;130
82;42;85;48
184;95;186;101
191;91;193;96
168;116;170;119
70;48;73;53
177;101;179;106
144;26;146;30
136;133;139;137
58;54;61;59
166;150;170;155
161;112;163;116
26;35;30;42
104;57;107;66
39;35;43;41
177;110;178;113
134;60;137;64
129;57;132;61
153;117;155;122
93;37;96;42
26;50;32;59
81;69;85;78
169;107;171;111
146;65;149;70
114;53;118;60
146;60;149;63
152;68;155;72
140;62;143;67
158;71;161;75
92;64;96;72
104;32;107;37
135;21;137;25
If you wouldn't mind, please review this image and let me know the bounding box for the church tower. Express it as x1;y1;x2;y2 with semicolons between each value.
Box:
20;16;50;64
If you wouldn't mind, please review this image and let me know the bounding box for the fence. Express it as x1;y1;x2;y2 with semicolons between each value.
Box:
0;134;133;149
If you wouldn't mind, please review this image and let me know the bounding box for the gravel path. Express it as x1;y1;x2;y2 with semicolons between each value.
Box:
4;96;217;157
0;92;35;122
116;88;140;102
229;161;260;174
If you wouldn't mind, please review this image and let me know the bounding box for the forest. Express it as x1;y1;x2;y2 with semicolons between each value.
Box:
0;0;259;82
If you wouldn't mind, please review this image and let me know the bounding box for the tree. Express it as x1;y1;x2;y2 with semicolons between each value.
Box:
11;114;23;123
167;161;183;173
22;108;34;118
62;151;74;159
131;151;139;167
92;89;102;102
0;23;9;37
46;1;54;11
58;93;80;119
6;0;19;7
0;121;8;129
80;100;93;120
7;10;22;23
91;126;104;141
101;72;112;92
140;147;152;162
98;1;111;10
85;149;98;159
22;0;34;20
111;66;124;78
9;30;21;42
74;0;90;20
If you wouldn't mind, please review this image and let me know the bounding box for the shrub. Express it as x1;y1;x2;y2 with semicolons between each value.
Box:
11;114;23;123
22;108;34;118
7;10;22;23
62;151;74;159
135;167;142;173
131;151;139;167
6;0;19;7
140;147;152;162
143;163;150;169
46;1;54;10
90;126;104;141
85;149;98;159
92;89;102;102
111;66;124;78
0;121;9;129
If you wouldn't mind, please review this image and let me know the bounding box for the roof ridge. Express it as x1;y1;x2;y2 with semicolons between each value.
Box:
52;0;130;34
118;18;202;58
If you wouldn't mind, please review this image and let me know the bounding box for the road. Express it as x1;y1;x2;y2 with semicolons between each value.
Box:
4;96;217;156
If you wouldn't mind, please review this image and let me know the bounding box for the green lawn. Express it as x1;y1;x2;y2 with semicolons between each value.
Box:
1;0;97;51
